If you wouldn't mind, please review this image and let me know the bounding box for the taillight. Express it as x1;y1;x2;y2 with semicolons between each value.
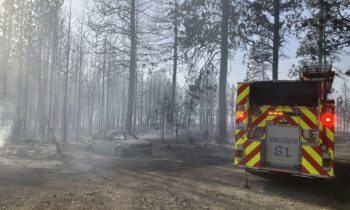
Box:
236;111;246;122
321;113;334;127
268;111;283;116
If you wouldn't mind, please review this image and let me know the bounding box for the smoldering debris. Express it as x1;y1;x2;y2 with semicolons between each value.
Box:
0;140;59;160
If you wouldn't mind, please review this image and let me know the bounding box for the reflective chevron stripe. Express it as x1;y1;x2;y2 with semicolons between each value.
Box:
237;83;250;106
244;141;261;167
301;146;328;176
298;107;317;129
234;83;250;166
300;104;334;178
313;104;335;178
236;140;261;168
250;106;317;130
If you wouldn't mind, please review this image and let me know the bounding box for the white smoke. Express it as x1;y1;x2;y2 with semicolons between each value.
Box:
0;123;12;148
0;104;13;148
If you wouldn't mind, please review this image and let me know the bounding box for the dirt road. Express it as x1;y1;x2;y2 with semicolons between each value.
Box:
0;138;349;210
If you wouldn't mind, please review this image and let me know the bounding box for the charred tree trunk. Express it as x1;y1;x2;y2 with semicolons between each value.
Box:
16;3;24;137
23;7;33;136
49;7;59;141
2;1;13;99
218;0;229;142
62;2;72;142
75;24;84;140
170;0;178;128
126;0;137;133
272;0;280;81
318;0;325;66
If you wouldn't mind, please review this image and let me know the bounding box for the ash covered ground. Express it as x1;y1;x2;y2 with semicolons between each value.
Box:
0;135;349;210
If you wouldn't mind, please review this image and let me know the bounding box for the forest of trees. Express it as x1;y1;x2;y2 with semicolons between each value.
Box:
0;0;349;143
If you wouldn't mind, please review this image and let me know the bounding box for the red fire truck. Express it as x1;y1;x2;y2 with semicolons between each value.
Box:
234;66;335;178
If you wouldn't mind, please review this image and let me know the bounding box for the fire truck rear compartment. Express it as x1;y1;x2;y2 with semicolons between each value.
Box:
249;81;319;172
264;125;301;171
235;67;336;178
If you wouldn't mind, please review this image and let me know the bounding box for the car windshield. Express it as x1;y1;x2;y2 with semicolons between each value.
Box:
113;132;125;140
125;133;137;140
93;131;104;140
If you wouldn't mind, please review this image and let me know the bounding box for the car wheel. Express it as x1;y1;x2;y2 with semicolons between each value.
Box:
146;148;152;156
115;147;124;157
85;144;95;153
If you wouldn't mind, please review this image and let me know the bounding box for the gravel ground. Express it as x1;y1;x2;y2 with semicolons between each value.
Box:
0;137;349;210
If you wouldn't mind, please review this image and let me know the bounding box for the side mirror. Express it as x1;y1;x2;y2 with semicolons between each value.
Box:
345;70;350;77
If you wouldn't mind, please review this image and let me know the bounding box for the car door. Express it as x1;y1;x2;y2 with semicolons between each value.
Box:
91;131;105;153
93;131;115;155
114;132;126;149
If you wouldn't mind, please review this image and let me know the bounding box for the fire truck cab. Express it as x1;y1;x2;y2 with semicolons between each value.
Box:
234;66;335;179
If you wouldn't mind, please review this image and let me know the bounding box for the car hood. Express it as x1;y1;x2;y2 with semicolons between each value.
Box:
119;139;151;146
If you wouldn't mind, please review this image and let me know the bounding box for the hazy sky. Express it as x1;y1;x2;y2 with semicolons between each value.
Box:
69;0;349;98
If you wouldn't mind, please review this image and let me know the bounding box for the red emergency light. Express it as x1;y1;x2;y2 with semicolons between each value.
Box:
236;111;246;122
321;113;334;127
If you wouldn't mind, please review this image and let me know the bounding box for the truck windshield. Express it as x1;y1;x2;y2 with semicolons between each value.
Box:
249;81;319;107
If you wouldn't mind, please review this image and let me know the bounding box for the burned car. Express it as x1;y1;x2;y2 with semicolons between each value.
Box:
86;130;152;157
